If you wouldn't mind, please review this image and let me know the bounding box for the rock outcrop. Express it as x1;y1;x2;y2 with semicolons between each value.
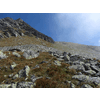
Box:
0;17;55;43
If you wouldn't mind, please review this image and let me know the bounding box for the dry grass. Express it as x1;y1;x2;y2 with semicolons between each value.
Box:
0;35;53;47
0;35;99;87
93;58;96;60
0;50;99;88
98;60;100;63
0;50;77;87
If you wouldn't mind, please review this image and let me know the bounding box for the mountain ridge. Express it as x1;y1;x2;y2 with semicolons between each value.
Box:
0;17;55;43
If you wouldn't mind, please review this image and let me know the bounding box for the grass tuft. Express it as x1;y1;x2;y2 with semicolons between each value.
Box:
35;77;57;88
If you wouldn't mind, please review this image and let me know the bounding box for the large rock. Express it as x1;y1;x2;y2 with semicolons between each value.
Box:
0;33;4;38
54;60;61;66
0;51;7;59
10;62;17;70
69;65;85;72
0;84;11;88
31;75;43;83
17;82;34;88
0;17;19;29
8;28;19;37
83;63;91;70
90;65;100;73
4;32;11;37
81;84;93;88
23;50;39;59
18;65;30;78
12;52;21;57
12;74;19;80
84;70;96;75
72;75;100;85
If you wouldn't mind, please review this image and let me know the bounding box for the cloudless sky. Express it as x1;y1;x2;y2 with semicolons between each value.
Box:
0;13;100;46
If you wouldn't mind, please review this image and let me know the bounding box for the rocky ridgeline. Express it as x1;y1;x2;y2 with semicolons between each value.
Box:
0;17;54;43
0;44;100;88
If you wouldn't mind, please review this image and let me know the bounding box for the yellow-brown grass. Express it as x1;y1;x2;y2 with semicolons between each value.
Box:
0;49;98;88
1;28;100;88
0;35;53;47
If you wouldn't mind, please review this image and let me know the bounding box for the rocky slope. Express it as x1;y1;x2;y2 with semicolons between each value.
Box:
0;17;54;43
52;42;100;59
0;46;100;88
0;17;100;88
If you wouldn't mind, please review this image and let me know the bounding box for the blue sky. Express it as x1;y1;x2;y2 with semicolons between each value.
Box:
0;13;100;46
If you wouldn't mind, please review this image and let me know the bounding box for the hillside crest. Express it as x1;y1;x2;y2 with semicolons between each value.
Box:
0;17;55;43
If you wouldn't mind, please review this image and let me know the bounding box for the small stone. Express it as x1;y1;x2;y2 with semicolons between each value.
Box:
12;74;19;80
4;75;7;77
70;83;75;88
11;83;17;88
8;73;13;78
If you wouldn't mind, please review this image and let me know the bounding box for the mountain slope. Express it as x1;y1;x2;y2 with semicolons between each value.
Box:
0;17;100;88
1;17;99;60
52;42;100;59
0;17;54;43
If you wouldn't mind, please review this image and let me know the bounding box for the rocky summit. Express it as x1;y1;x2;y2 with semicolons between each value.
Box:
1;17;100;88
0;17;54;43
